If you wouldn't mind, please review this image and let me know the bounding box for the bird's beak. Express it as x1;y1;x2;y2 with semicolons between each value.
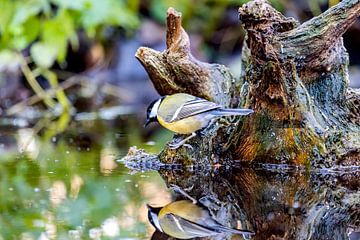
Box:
144;119;151;127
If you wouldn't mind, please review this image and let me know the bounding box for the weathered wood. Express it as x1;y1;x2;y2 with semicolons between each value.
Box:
152;167;360;240
123;150;359;240
135;8;240;107
132;0;360;167
233;0;360;166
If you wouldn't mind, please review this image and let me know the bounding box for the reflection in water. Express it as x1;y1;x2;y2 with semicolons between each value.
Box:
70;174;84;199
100;148;118;174
0;117;171;239
147;199;254;239
145;166;359;240
1;117;359;239
49;181;67;206
17;128;39;158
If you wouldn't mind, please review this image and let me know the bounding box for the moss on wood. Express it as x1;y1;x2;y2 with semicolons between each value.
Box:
130;0;360;167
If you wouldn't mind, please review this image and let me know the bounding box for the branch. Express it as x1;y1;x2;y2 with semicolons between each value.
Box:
166;7;185;50
135;8;238;106
135;47;180;96
277;0;360;58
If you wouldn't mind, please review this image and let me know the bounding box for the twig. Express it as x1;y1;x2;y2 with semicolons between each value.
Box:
6;76;78;116
19;56;56;108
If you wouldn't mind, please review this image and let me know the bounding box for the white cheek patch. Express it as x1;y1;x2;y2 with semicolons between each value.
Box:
150;99;162;118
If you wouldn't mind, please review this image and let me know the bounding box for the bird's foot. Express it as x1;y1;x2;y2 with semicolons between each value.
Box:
169;184;197;204
168;141;184;149
168;141;193;149
182;144;193;149
218;117;233;125
168;133;196;150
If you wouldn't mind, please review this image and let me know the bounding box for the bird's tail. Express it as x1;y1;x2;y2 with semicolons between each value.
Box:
211;108;254;116
215;225;255;237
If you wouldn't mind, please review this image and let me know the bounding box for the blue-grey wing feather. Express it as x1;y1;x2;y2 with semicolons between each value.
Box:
164;213;219;237
169;98;220;122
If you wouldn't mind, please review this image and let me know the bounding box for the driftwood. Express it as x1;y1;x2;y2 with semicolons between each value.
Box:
133;0;360;167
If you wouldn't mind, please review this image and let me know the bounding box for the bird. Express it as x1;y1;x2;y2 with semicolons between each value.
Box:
147;200;255;239
145;93;254;149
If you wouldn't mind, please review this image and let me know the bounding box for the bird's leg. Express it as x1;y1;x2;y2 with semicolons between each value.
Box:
168;132;196;149
169;184;197;204
198;118;217;136
217;116;233;126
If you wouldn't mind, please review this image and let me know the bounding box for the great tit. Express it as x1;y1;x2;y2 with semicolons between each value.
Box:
145;93;254;148
147;200;255;239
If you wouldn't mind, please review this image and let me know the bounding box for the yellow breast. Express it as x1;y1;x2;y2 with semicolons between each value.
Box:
157;115;203;134
156;93;211;134
158;200;205;223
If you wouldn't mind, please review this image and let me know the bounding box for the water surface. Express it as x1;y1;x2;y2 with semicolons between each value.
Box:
0;115;359;240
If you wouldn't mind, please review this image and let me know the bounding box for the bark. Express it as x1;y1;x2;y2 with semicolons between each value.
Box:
123;153;359;240
136;8;240;107
134;0;360;167
152;166;360;240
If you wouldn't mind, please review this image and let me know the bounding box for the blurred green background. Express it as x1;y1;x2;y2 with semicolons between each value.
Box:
0;0;358;121
0;0;359;239
0;115;173;239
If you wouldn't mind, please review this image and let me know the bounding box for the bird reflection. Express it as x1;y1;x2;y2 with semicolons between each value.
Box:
147;199;254;239
151;230;173;240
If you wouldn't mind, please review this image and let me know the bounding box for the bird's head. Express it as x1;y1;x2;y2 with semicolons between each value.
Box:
147;204;163;232
145;97;164;127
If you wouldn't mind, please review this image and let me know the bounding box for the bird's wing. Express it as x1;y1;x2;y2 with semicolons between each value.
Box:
169;98;220;122
163;213;219;238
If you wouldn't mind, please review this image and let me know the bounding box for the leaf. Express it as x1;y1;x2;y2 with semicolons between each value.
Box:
80;0;139;36
11;0;44;25
30;42;58;68
0;0;15;31
42;10;76;62
50;0;86;10
0;50;21;71
11;16;40;50
80;0;113;30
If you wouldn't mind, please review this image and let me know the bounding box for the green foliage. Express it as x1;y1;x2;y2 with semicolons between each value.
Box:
0;0;139;112
149;0;252;36
0;0;139;64
0;0;332;113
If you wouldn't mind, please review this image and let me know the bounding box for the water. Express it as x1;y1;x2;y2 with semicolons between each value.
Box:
0;115;359;240
0;115;173;239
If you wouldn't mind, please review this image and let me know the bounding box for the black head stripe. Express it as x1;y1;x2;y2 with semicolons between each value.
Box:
146;96;165;121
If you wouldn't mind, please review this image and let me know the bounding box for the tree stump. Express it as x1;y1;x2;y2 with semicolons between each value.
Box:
133;0;360;167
